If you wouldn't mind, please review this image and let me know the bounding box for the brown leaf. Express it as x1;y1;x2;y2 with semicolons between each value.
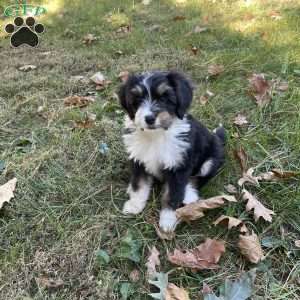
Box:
116;25;131;34
168;239;225;270
0;178;17;209
129;269;140;282
234;113;249;126
165;283;190;300
276;81;289;91
176;195;237;222
64;95;95;108
173;15;186;21
269;168;298;179
224;184;238;194
36;276;64;289
199;95;208;105
234;146;248;173
248;73;272;107
118;71;130;83
83;33;97;45
191;46;198;55
73;113;96;129
242;189;275;222
90;72;106;85
208;64;224;76
238;231;265;263
213;215;243;229
145;246;160;279
238;168;261;186
202;282;213;295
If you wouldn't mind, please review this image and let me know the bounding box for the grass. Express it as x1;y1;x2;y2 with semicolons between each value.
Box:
0;0;300;299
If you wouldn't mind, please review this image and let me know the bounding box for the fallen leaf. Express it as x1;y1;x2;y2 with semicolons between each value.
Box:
36;276;64;289
199;95;209;105
90;72;112;89
63;95;95;108
118;71;130;83
149;272;168;300
129;269;140;282
268;10;282;20
224;184;238;194
295;240;300;248
193;25;207;33
191;46;198;55
233;113;248;126
165;283;190;300
234;146;248;173
0;178;17;209
146;246;160;280
208;64;224;76
276;81;288;91
213;215;243;230
242;189;275;222
248;73;272;107
116;25;131;34
18;65;37;71
238;231;265;263
82;33;97;45
173;15;186;21
73;113;96;129
202;283;213;295
267;168;298;179
238;168;260;186
168;239;225;270
176;195;237;222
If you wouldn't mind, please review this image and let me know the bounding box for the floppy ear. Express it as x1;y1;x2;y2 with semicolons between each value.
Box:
117;77;135;119
167;71;193;119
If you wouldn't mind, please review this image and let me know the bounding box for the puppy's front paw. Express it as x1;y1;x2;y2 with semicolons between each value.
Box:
159;208;179;232
122;199;145;215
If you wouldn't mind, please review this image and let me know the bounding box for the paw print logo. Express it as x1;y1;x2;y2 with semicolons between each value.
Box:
4;16;44;48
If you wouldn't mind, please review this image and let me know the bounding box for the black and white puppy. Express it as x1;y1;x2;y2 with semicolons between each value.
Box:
118;71;225;232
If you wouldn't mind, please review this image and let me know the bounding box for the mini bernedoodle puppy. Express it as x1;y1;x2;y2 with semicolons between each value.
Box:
118;71;225;232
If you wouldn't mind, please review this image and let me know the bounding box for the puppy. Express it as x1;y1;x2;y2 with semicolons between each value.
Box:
118;71;225;232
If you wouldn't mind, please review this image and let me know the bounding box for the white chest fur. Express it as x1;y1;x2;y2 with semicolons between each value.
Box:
123;117;191;177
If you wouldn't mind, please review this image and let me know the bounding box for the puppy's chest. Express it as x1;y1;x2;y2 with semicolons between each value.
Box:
123;129;190;177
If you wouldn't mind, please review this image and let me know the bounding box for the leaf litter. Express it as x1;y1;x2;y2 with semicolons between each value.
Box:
0;178;17;209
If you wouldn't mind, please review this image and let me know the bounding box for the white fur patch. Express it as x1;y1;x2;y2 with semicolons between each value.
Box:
122;179;152;215
123;116;191;178
159;208;179;232
199;159;213;177
183;183;199;205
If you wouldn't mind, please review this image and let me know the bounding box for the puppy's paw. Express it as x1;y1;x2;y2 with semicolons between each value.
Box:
122;199;145;215
159;208;179;232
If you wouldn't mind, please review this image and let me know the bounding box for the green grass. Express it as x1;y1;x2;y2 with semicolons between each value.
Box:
0;0;300;299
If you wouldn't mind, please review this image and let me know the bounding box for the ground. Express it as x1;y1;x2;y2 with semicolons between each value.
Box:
0;0;300;299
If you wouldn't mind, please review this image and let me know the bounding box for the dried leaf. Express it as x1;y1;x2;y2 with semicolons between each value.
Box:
176;195;237;222
269;168;298;179
191;46;198;55
224;184;238;194
238;231;265;263
90;72;106;85
116;25;131;34
233;114;248;126
173;15;186;21
129;269;140;282
202;283;213;295
199;95;209;105
36;276;64;289
146;246;160;280
73;113;96;129
83;33;97;45
18;65;37;71
208;64;224;76
63;95;95;108
248;73;272;107
242;189;275;222
0;178;17;209
234;146;248;173
213;215;243;230
165;283;190;300
118;71;130;83
238;168;260;186
193;25;207;33
276;81;288;91
168;238;225;270
295;240;300;248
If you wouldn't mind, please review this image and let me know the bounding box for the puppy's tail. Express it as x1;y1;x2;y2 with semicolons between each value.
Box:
213;123;226;145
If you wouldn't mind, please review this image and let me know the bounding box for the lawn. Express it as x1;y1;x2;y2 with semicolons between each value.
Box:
0;0;300;299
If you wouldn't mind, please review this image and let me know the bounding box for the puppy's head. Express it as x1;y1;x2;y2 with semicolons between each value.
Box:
118;71;193;130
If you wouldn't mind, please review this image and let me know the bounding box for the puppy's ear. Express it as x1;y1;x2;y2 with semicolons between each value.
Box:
117;76;135;119
167;71;193;119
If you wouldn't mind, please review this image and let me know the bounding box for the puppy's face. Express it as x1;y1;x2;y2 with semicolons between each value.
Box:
118;71;193;130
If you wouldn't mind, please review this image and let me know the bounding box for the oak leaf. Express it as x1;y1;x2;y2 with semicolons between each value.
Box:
146;246;160;280
165;283;190;300
242;189;275;222
63;95;95;108
234;146;248;173
213;215;243;230
238;231;265;263
168;238;225;270
238;168;261;186
0;178;17;209
176;195;237;222
248;73;272;107
224;184;238;194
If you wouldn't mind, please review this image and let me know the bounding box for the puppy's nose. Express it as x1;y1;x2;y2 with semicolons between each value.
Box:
145;115;155;125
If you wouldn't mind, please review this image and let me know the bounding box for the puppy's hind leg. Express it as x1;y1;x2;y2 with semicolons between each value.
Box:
123;161;153;215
